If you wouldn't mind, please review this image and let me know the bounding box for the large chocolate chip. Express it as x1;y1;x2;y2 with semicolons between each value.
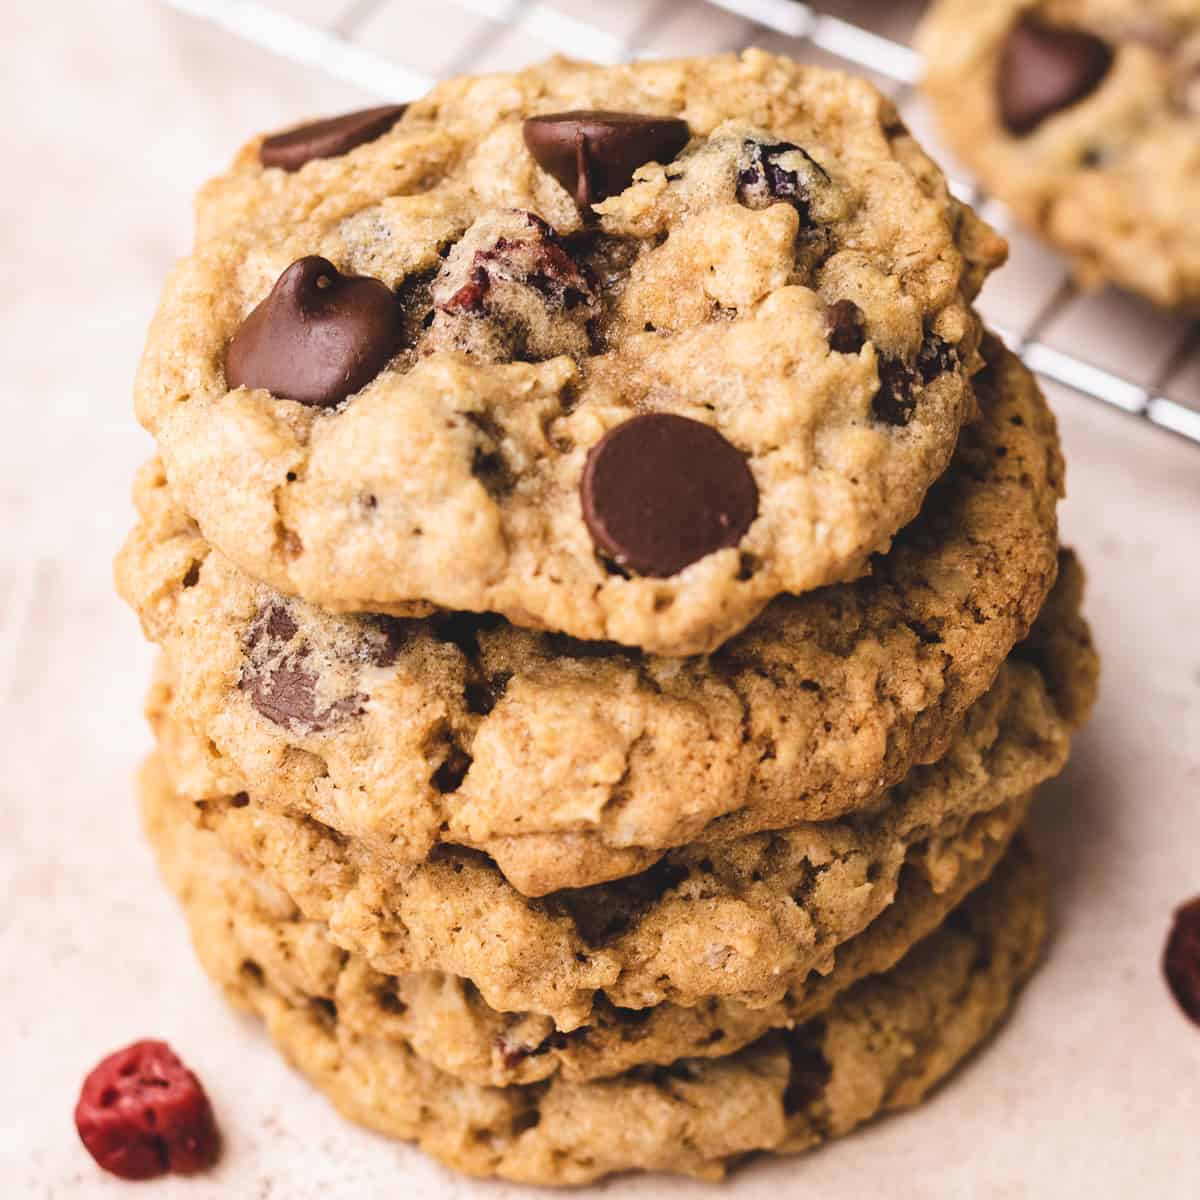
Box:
226;257;401;407
998;14;1114;136
582;413;758;578
260;105;407;171
523;111;690;210
1164;896;1200;1026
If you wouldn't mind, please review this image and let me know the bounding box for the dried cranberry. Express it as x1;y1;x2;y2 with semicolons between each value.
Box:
1164;896;1200;1026
75;1040;220;1180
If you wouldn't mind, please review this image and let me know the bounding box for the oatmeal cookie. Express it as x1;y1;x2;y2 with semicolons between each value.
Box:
145;772;1045;1185
921;0;1200;306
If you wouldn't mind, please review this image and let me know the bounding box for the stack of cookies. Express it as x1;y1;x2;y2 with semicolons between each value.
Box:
116;51;1098;1185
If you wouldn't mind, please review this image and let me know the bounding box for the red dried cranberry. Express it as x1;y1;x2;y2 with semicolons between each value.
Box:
75;1040;220;1180
1164;896;1200;1026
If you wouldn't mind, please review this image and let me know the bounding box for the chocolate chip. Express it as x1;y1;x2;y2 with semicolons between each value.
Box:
998;14;1114;136
255;605;298;645
260;105;407;171
240;657;359;732
523;111;690;210
874;337;958;427
226;257;401;407
737;140;828;223
1164;896;1200;1026
825;300;865;354
582;413;758;578
239;604;365;732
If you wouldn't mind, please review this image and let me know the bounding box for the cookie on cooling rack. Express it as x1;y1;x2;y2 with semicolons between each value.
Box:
920;0;1200;307
134;49;1005;655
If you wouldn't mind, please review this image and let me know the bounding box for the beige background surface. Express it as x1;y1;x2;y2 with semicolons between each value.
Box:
1;1;1198;1196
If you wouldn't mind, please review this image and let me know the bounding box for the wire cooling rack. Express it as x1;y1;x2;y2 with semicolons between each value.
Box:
165;0;1200;445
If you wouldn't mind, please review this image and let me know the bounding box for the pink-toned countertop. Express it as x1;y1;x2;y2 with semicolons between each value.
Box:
2;2;1198;1196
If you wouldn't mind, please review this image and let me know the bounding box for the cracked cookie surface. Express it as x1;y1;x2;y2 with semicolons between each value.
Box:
144;562;1091;1027
145;747;1033;1044
117;337;1067;896
920;0;1200;306
144;770;1046;1186
135;50;1005;654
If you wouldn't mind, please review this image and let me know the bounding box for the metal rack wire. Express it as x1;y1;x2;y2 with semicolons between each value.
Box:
165;0;1200;445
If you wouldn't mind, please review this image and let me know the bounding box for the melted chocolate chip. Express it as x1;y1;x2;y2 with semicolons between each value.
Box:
239;604;365;732
825;299;865;354
1164;896;1200;1026
523;111;690;210
582;413;758;578
260;105;407;171
998;14;1114;136
226;257;402;407
736;140;828;223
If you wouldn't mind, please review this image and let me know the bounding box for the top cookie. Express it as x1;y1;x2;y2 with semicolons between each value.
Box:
921;0;1200;307
135;50;1005;654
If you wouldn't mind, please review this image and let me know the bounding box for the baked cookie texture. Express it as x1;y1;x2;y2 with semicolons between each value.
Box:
117;336;1064;896
114;46;1102;1184
143;758;1047;1186
920;0;1200;306
143;753;1025;1087
144;556;1092;1027
134;50;1006;654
